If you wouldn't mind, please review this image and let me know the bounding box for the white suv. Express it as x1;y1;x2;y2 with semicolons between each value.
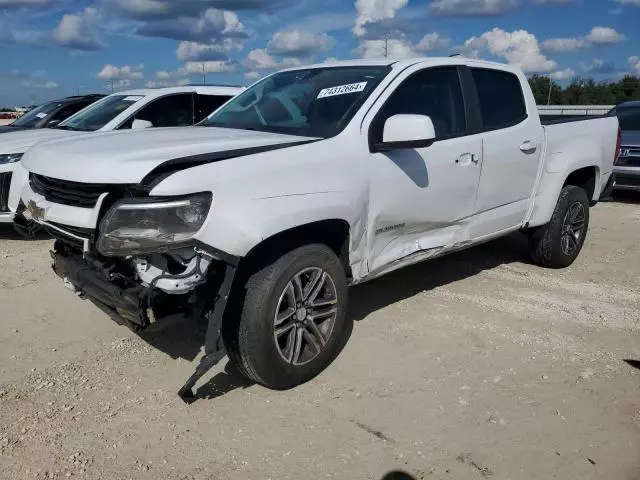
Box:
0;85;243;232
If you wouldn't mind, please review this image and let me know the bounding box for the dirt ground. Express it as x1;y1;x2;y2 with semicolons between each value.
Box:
1;195;639;480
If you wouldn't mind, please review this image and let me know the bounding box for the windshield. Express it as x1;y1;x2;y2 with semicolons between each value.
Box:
59;94;145;132
202;66;390;138
616;107;640;131
12;102;61;128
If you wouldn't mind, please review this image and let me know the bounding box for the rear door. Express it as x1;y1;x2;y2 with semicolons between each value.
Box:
469;67;543;234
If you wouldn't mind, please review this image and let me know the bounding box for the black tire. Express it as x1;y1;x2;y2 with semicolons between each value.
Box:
224;244;351;390
529;185;590;268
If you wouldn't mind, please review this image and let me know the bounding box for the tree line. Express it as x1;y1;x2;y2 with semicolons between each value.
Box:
529;74;640;106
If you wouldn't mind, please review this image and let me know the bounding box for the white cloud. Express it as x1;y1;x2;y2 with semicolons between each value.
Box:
585;26;625;45
353;0;408;37
136;8;246;42
535;0;575;3
267;30;335;57
184;61;236;74
323;57;339;63
245;48;301;70
614;0;640;4
245;71;262;80
97;64;145;81
429;0;520;16
580;58;617;74
355;33;450;59
549;68;575;80
176;39;243;61
628;56;640;74
155;68;188;80
542;26;626;53
52;7;104;51
466;28;557;73
0;0;55;8
105;79;137;92
541;37;585;53
22;80;58;89
416;33;452;51
146;78;191;88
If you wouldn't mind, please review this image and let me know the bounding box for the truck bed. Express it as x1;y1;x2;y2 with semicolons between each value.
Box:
539;114;604;125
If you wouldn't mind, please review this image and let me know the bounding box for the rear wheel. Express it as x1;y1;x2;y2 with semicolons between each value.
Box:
529;185;590;268
225;244;351;389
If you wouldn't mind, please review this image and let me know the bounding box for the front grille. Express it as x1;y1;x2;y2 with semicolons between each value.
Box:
619;146;640;167
0;172;11;213
44;222;94;248
30;173;109;208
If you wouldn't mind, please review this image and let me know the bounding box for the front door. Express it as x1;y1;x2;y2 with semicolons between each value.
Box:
364;66;483;276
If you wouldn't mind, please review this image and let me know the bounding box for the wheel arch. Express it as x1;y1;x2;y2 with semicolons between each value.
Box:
242;219;353;280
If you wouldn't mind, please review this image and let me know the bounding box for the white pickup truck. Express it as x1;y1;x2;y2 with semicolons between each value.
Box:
0;85;243;234
15;58;619;399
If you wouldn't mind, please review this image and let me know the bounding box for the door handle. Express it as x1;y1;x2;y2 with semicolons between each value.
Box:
520;141;538;154
455;153;478;165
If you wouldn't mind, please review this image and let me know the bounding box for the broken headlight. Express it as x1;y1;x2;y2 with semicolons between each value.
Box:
97;193;212;257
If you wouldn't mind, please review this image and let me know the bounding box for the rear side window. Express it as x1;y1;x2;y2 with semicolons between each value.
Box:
195;94;233;123
471;68;527;130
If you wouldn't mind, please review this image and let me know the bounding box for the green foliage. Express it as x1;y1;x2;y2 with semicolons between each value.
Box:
529;75;640;105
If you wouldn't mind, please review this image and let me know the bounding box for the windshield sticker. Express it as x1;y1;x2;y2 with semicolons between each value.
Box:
123;95;144;102
36;112;48;118
317;82;367;99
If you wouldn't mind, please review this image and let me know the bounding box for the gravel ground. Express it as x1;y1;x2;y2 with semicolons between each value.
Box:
0;196;639;480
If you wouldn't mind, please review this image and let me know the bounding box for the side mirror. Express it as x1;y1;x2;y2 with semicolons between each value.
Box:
374;114;436;152
132;118;154;130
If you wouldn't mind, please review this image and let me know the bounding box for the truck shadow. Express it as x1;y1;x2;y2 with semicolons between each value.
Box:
349;232;531;322
608;190;640;204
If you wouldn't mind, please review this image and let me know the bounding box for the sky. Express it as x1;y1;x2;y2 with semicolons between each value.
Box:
1;0;639;106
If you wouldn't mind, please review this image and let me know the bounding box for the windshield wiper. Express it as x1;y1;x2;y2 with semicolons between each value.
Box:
55;125;92;132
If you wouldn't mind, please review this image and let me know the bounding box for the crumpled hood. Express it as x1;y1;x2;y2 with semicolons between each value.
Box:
22;126;316;184
0;128;83;154
621;130;640;147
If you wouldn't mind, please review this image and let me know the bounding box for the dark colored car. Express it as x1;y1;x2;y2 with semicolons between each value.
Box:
608;101;640;192
0;94;105;134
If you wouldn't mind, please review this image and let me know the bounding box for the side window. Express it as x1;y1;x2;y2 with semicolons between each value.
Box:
194;94;232;123
47;102;91;126
372;67;467;142
471;68;527;130
121;94;194;129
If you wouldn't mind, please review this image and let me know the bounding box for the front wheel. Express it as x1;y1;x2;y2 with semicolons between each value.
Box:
529;185;590;268
225;244;352;390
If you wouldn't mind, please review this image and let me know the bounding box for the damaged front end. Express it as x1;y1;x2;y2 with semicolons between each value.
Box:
50;238;237;402
24;179;239;402
51;241;220;331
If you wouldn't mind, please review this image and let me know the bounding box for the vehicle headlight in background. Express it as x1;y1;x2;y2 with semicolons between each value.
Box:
97;193;212;256
0;153;24;164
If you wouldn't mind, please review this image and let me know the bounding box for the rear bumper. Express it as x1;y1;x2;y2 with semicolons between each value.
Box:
613;166;640;192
